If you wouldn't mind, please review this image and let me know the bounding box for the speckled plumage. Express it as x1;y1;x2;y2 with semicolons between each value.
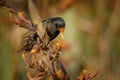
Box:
17;17;65;53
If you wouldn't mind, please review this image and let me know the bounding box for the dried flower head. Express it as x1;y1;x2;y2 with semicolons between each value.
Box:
0;1;99;80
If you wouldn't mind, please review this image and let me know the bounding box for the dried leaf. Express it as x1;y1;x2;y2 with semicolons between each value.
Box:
78;70;87;80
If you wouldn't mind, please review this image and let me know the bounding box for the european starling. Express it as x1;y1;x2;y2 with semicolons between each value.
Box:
17;17;65;53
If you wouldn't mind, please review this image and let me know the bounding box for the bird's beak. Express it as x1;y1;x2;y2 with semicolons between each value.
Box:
59;27;64;39
59;27;64;33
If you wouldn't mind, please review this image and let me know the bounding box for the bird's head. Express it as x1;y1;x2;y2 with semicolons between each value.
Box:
53;17;65;39
44;17;65;41
55;17;65;31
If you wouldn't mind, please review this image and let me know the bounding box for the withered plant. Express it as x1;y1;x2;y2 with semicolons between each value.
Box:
0;0;98;80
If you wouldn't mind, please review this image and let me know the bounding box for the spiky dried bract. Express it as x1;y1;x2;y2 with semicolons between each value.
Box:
76;69;99;80
0;1;98;80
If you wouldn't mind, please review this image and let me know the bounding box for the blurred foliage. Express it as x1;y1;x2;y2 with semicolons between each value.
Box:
0;0;120;80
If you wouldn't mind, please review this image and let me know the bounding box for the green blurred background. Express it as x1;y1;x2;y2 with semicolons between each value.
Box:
0;0;120;80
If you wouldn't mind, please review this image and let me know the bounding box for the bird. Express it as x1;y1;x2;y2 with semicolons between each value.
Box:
17;17;65;53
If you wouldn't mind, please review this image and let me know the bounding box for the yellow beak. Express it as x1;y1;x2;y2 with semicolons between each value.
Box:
59;27;64;39
59;27;64;33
